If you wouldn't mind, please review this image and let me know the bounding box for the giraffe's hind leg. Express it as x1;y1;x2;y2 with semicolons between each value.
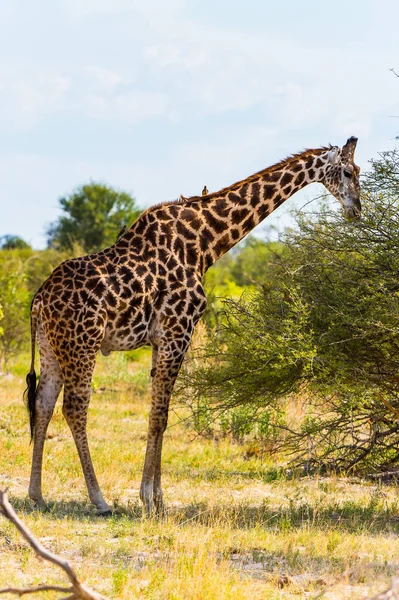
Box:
62;355;111;514
29;325;63;507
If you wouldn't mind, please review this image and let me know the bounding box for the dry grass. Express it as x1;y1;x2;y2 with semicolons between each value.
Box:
1;351;399;599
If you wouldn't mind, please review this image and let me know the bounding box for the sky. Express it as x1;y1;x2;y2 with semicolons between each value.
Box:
0;0;398;248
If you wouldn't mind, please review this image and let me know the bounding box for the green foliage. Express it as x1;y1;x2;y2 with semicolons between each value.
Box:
178;285;313;443
202;238;284;327
112;566;129;595
203;254;245;328
0;303;3;340
23;247;71;295
179;147;399;472
47;182;141;253
0;246;68;371
0;253;30;370
0;235;31;250
229;237;284;286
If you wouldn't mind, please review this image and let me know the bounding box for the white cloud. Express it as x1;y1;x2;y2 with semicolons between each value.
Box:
0;59;167;128
2;3;395;135
114;90;168;122
143;43;208;69
60;0;138;17
0;68;70;131
84;66;127;92
139;15;399;135
61;0;187;19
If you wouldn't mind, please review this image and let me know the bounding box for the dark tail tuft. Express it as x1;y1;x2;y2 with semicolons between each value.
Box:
24;370;37;441
25;295;40;442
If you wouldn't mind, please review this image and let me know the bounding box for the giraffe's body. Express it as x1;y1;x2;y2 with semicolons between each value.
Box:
26;138;361;514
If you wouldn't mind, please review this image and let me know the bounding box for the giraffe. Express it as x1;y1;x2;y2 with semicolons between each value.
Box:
25;137;361;515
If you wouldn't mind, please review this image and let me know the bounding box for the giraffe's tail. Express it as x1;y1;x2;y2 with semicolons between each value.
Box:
24;296;40;441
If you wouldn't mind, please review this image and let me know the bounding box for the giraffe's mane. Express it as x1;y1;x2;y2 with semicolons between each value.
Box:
144;145;332;213
202;145;332;200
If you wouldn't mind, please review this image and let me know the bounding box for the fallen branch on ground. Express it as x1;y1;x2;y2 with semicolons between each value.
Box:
0;489;109;599
369;579;399;599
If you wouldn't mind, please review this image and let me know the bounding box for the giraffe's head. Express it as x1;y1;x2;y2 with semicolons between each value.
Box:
320;136;361;220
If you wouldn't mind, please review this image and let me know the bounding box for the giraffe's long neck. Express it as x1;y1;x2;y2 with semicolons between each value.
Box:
196;148;328;271
121;147;332;278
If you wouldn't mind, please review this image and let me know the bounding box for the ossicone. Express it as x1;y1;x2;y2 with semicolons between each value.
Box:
342;136;358;160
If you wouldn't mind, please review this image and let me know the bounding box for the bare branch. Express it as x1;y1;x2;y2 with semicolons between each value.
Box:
0;490;109;600
0;585;71;596
369;577;399;599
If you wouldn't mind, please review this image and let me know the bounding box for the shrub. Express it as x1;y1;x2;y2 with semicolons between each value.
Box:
178;147;399;473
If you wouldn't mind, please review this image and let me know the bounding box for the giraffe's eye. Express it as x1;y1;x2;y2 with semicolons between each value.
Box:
344;169;352;178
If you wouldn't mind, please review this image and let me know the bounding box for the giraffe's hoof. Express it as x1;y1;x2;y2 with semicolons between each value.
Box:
29;493;47;510
140;482;154;516
96;505;113;516
142;502;154;518
154;496;165;517
142;499;165;518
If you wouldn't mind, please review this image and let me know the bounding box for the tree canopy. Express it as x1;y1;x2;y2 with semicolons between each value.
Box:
0;235;31;250
47;182;141;254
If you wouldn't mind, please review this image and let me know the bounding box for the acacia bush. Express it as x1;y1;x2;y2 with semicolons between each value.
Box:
202;238;284;328
178;147;399;473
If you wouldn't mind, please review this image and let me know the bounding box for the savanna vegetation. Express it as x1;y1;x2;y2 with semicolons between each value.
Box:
179;147;399;475
1;150;399;599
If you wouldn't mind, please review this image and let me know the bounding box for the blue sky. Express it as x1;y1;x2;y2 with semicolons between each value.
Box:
1;0;398;248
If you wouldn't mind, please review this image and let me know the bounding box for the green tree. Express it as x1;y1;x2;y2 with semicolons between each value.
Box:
47;182;141;253
0;235;31;250
179;146;399;473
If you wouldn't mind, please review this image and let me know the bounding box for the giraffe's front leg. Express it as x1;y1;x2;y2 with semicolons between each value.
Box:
140;393;170;515
140;344;186;516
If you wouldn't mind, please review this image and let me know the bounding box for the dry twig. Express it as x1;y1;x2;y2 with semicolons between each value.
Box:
369;578;399;599
0;490;109;599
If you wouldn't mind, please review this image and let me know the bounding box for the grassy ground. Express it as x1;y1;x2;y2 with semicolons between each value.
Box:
1;350;399;599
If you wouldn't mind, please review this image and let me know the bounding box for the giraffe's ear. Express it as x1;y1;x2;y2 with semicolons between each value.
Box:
326;146;340;164
342;136;358;161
